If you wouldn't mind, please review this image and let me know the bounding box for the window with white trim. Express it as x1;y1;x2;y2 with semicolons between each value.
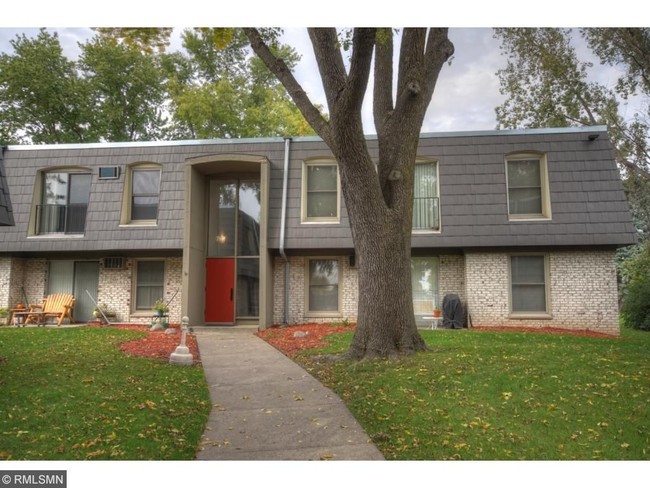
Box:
306;258;340;313
122;163;161;224
510;255;548;314
301;160;340;223
413;161;440;231
134;260;165;311
506;154;551;219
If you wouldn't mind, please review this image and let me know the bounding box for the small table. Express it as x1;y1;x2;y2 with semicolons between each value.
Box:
422;316;442;330
11;310;49;327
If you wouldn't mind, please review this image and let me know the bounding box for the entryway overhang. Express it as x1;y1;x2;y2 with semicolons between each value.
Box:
182;154;272;330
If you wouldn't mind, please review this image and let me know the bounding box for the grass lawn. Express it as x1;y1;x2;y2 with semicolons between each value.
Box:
294;326;650;460
0;327;210;460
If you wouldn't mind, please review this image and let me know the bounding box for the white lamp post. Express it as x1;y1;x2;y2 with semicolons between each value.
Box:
169;316;194;366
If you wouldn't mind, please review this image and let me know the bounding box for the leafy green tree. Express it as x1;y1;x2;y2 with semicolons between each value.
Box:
168;28;314;139
246;28;454;358
620;241;650;330
78;34;169;142
0;29;94;144
494;28;650;181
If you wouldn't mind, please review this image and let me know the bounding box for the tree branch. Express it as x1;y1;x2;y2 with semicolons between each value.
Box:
373;29;394;137
243;28;331;142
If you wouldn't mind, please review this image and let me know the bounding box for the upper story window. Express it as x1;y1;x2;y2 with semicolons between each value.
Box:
37;171;91;235
122;163;161;225
413;160;440;231
506;153;551;220
301;159;340;223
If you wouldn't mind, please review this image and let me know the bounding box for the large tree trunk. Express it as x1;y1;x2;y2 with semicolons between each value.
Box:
245;27;453;359
348;217;426;358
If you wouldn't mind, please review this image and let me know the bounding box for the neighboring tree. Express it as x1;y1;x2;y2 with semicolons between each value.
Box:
0;29;94;144
494;28;650;182
619;241;650;330
245;28;454;358
168;28;314;139
78;34;169;141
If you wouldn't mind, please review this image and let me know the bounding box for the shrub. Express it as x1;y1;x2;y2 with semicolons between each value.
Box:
620;243;650;331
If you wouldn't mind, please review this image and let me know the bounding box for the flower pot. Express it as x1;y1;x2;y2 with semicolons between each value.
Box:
155;309;164;317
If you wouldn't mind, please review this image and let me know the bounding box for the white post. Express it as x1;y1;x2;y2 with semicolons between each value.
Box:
169;316;194;366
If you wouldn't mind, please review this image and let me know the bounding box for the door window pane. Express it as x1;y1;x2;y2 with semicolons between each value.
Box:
237;182;261;257
412;257;440;326
511;256;547;313
308;259;339;312
236;258;259;317
208;181;237;257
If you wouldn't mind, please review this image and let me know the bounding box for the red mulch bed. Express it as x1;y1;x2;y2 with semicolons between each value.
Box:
256;323;355;356
102;324;201;363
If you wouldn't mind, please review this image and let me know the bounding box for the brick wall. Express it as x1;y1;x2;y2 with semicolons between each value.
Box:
97;256;182;324
465;250;620;335
439;254;466;305
272;256;358;325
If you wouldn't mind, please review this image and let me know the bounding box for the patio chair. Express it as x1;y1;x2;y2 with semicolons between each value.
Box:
25;293;76;326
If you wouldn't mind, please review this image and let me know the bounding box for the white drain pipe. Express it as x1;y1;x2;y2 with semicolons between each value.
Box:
279;137;291;324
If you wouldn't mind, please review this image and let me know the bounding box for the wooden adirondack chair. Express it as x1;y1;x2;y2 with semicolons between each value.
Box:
26;293;75;326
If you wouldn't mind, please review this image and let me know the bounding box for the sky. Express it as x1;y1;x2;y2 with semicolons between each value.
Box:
2;0;644;139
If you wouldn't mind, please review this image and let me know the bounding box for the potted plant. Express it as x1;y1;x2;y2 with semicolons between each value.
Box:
0;307;8;326
93;304;116;323
433;307;442;318
152;299;169;317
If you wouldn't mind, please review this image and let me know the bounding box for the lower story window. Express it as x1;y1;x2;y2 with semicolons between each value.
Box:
307;259;339;313
135;260;164;311
510;255;547;313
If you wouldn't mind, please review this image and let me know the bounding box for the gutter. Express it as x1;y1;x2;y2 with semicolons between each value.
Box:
280;137;291;324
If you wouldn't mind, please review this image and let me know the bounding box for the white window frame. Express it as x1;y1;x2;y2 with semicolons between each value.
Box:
304;257;342;317
508;253;552;318
412;159;441;233
301;159;341;224
505;152;552;220
120;162;162;226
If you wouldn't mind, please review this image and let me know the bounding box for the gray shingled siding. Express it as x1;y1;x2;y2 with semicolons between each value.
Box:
0;152;14;226
0;128;637;256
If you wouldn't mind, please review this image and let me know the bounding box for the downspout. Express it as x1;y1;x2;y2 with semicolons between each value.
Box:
279;137;291;325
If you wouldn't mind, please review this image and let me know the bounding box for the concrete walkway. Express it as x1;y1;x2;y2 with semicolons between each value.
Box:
194;328;384;460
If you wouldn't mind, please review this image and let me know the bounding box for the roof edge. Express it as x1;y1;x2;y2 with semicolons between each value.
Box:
4;125;609;152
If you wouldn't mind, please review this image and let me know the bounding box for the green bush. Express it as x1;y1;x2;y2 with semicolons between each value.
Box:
621;243;650;330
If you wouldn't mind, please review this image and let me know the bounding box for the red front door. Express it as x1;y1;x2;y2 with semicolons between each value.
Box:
205;258;235;323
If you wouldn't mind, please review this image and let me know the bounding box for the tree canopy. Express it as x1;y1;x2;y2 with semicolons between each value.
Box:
0;28;314;145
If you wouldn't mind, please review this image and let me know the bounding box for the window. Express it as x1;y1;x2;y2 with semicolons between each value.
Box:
510;255;548;314
122;164;161;224
302;160;340;223
506;154;551;219
413;161;440;231
412;257;439;326
37;171;91;234
135;260;165;311
306;258;339;313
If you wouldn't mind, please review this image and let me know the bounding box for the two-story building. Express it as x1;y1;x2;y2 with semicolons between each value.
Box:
0;126;637;334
